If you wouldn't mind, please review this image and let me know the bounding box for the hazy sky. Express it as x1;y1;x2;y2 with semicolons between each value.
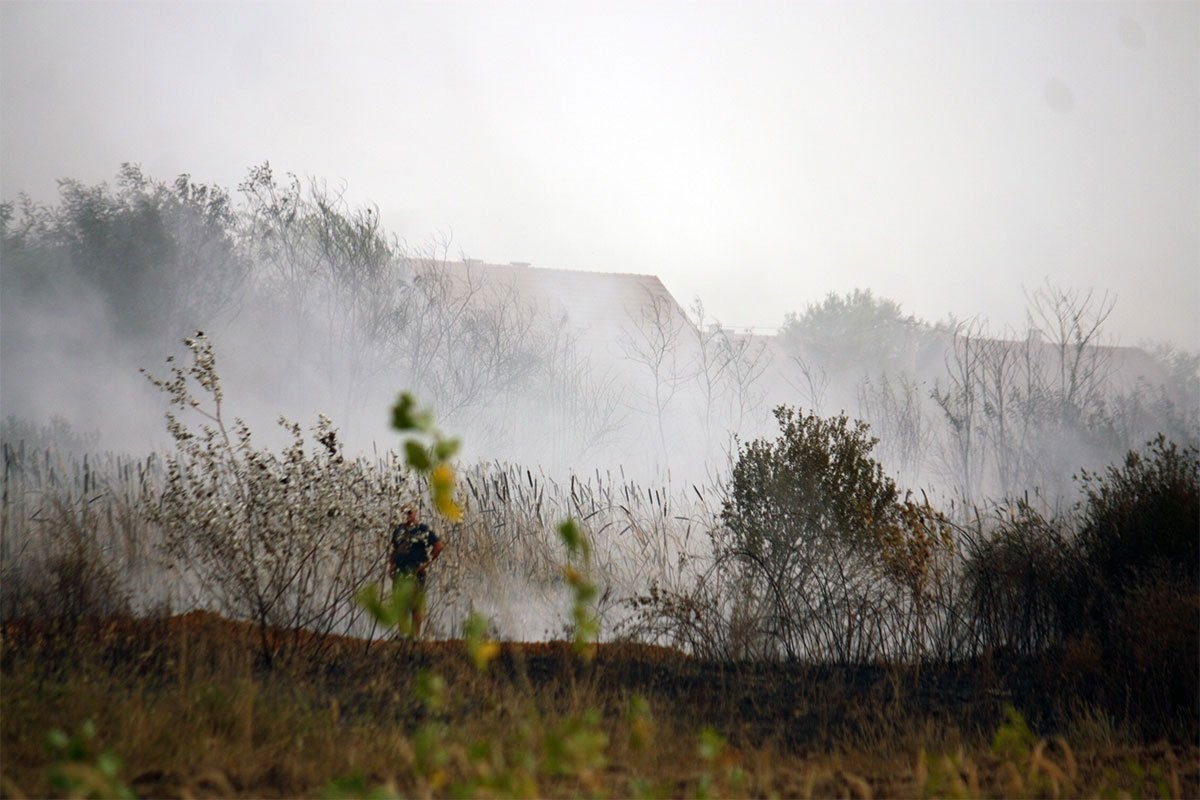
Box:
3;0;1197;348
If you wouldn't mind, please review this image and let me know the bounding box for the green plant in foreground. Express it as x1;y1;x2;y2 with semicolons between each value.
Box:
390;392;462;521
559;517;600;660
464;610;501;671
318;774;400;800
44;720;134;800
356;572;424;638
991;704;1037;762
355;391;462;638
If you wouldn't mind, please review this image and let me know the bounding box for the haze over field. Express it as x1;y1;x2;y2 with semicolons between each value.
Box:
1;1;1197;504
1;7;1198;737
2;0;1196;346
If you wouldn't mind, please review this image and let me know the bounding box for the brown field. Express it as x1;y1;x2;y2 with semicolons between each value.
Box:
3;611;1197;799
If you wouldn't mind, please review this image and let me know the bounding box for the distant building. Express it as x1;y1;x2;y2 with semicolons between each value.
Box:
407;259;694;359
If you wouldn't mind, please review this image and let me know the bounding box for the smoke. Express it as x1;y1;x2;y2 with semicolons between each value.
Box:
4;164;1197;646
0;247;171;454
2;163;1196;511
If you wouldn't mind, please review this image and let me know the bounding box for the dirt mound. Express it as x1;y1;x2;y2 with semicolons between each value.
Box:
151;610;688;663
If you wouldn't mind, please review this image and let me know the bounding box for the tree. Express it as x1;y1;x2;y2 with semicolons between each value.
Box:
781;289;921;381
2;164;248;349
687;299;769;457
931;283;1122;504
1103;344;1199;454
237;162;409;422
1025;282;1115;425
688;299;732;449
397;254;567;454
620;288;688;465
718;327;770;440
931;320;987;504
525;324;627;469
856;372;931;485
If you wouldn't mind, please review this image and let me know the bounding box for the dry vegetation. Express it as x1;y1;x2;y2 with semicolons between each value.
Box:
3;611;1197;798
2;337;1197;798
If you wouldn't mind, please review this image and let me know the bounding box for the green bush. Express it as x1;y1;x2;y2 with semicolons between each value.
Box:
633;405;958;662
723;406;900;565
712;405;951;661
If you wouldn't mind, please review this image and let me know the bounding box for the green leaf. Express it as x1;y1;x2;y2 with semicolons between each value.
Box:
404;441;433;472
698;727;725;762
433;438;461;461
319;774;402;800
355;584;401;629
95;750;123;779
626;695;654;753
413;723;450;773
414;670;446;712
558;518;584;557
431;463;462;522
991;705;1035;762
391;393;433;433
46;729;69;753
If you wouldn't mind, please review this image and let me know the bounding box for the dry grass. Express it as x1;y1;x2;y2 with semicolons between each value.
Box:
3;612;1197;799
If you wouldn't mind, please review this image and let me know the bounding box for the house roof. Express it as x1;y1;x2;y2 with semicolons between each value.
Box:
407;259;693;348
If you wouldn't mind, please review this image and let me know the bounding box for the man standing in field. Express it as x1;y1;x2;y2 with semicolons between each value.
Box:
389;504;444;637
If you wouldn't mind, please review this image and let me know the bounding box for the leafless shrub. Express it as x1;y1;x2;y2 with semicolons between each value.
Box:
857;373;931;485
620;288;689;464
142;333;410;666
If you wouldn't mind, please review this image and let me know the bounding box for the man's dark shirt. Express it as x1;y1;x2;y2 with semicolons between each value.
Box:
391;521;439;575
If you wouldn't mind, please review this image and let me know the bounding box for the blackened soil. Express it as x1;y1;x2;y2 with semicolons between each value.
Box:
1;611;1187;751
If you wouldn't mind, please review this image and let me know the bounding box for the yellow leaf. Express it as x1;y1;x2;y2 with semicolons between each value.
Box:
471;640;500;670
431;461;454;489
434;493;463;522
430;462;463;521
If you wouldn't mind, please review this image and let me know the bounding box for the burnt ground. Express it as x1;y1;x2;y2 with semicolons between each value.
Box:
3;610;1185;751
4;611;1199;798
